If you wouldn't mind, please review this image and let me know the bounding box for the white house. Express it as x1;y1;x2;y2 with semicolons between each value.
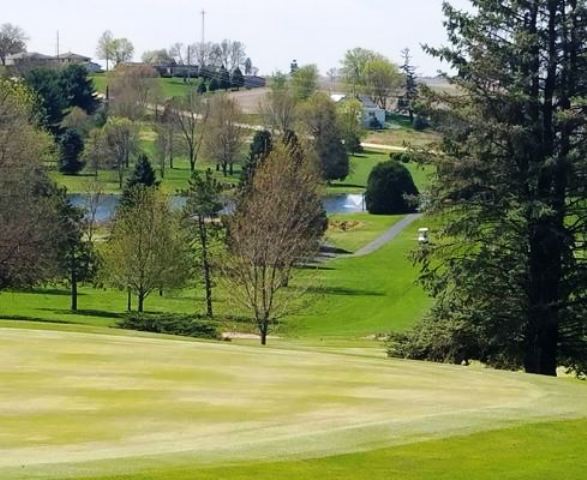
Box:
331;94;386;129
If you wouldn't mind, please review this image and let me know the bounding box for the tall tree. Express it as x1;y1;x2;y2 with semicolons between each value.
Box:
398;48;418;123
111;38;134;66
60;64;100;114
261;73;297;133
244;57;253;76
203;94;245;176
102;117;140;188
298;92;349;181
24;68;67;135
103;188;190;313
291;64;319;101
363;56;403;110
240;130;273;188
172;91;210;171
340;47;376;96
0;79;60;290
0;23;28;66
337;97;365;154
55;193;97;312
109;65;162;120
184;170;224;317
96;31;116;72
224;143;325;345
409;0;587;377
58;128;85;175
231;67;245;90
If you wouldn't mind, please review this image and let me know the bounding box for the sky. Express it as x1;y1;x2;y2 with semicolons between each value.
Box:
6;0;471;76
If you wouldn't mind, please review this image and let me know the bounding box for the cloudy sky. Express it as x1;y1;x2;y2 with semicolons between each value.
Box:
8;0;471;75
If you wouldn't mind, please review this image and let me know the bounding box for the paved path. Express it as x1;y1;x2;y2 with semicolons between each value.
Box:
353;213;423;257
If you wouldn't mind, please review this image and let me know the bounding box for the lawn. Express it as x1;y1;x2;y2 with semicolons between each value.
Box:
329;150;433;194
364;113;441;148
326;213;401;253
91;74;200;99
289;218;431;338
0;215;429;338
0;324;585;479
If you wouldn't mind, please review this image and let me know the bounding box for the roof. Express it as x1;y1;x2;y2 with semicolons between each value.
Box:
330;93;382;110
57;52;91;61
7;51;53;60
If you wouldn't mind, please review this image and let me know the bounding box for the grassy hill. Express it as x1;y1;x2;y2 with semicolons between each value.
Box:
0;324;585;479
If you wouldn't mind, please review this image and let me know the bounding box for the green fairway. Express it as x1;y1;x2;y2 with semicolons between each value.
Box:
326;213;401;252
290;218;431;337
91;74;200;99
329;150;433;194
0;325;585;479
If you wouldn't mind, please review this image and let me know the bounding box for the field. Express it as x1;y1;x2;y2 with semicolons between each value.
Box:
0;324;585;479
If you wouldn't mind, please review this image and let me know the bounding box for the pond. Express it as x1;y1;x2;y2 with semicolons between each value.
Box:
68;193;366;223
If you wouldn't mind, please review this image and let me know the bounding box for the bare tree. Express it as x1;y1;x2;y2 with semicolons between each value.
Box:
172;91;210;171
0;23;28;66
109;65;162;120
96;30;115;72
223;143;325;345
102;117;140;188
261;74;297;133
203;94;245;176
82;180;105;245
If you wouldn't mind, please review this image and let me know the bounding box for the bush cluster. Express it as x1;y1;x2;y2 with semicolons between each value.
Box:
118;313;221;340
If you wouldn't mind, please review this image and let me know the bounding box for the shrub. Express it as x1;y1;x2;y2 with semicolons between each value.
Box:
389;151;412;164
118;313;221;340
412;115;430;131
365;160;419;214
58;128;85;174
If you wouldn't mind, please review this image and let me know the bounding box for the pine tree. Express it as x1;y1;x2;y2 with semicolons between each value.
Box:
219;65;231;91
231;67;245;90
240;130;272;188
398;48;418;123
121;154;159;207
406;0;587;377
58;129;85;174
184;169;224;317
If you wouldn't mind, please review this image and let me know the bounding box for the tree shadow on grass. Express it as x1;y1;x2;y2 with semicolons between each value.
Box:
8;288;86;297
40;309;124;320
0;315;78;325
303;286;384;297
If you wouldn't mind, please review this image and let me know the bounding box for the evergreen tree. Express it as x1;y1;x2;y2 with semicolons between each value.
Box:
403;0;587;377
208;77;220;92
398;48;418;123
365;161;419;214
184;169;224;317
244;57;253;75
240;130;272;188
56;193;98;312
197;80;207;95
58;129;85;175
231;67;245;90
60;64;100;115
121;154;159;206
24;68;67;135
219;65;231;90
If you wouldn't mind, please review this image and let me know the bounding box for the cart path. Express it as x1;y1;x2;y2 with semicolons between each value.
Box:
353;213;423;257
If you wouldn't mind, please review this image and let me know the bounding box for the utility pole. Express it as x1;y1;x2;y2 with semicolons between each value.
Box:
56;30;60;59
201;10;206;45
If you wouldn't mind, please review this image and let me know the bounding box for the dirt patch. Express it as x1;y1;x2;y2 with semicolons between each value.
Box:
328;220;364;233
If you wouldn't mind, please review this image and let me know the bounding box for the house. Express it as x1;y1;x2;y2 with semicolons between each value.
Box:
331;93;386;129
6;51;98;74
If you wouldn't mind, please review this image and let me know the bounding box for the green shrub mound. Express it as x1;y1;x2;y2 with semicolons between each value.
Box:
118;313;221;340
365;160;419;214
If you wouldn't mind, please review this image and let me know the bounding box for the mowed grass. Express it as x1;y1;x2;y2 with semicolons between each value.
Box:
329;150;433;194
0;325;585;479
91;74;200;99
0;215;429;338
82;420;587;480
326;213;401;252
289;218;431;338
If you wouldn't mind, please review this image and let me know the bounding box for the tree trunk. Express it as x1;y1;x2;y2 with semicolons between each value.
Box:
260;322;268;346
118;161;124;189
525;221;562;377
199;218;213;317
138;291;145;313
70;264;78;312
127;287;132;312
222;163;228;177
229;162;234;176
